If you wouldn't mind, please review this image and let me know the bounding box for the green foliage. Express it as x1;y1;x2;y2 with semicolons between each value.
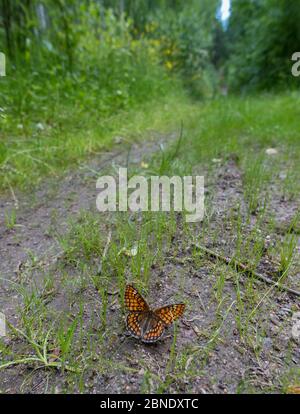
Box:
0;1;220;191
141;0;219;98
0;5;171;129
227;0;300;91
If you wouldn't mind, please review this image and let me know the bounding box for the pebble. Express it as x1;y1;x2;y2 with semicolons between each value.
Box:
265;148;278;155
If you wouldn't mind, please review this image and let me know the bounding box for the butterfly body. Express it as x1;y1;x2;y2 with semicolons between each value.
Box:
125;285;185;343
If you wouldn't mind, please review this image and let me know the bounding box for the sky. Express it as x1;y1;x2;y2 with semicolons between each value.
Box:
220;0;231;21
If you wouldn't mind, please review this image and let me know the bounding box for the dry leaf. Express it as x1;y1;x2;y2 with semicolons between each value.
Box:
36;122;45;131
265;148;278;155
114;136;124;144
118;244;138;257
49;347;61;362
286;385;300;394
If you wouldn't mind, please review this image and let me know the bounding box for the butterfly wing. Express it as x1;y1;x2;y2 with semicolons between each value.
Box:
154;304;185;326
125;286;184;343
125;285;149;312
141;316;165;343
126;312;144;339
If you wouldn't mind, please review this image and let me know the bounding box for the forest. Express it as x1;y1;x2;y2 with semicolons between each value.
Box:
0;0;300;395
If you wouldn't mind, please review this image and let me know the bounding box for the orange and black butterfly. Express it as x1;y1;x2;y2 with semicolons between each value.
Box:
125;284;185;343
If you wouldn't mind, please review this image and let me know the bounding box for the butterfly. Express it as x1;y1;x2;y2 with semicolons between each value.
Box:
125;284;185;343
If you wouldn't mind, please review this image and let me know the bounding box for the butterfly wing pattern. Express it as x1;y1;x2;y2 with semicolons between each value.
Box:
141;318;165;343
126;312;144;339
125;284;149;312
125;285;185;343
125;285;148;340
154;304;185;326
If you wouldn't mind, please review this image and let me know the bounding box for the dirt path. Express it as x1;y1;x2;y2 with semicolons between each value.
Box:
0;133;175;317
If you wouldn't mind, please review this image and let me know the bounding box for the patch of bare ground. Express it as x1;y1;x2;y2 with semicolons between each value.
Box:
0;132;174;310
0;139;299;394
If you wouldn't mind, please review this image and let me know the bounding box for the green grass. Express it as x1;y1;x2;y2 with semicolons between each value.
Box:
4;208;17;229
1;88;300;199
0;88;195;192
